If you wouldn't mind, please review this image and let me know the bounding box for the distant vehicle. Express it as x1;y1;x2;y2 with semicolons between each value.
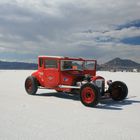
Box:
25;56;128;107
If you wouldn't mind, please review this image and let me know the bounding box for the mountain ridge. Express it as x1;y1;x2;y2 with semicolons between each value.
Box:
103;57;140;67
0;58;140;71
0;61;37;70
99;57;140;71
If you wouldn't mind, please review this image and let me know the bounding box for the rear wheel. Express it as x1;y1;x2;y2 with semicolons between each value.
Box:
80;83;100;107
25;76;38;95
109;81;128;101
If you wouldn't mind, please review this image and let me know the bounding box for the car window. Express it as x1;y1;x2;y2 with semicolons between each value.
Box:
39;58;43;67
45;59;58;68
61;60;83;71
84;61;95;70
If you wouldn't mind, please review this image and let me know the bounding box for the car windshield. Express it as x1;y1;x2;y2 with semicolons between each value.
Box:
84;61;96;70
61;60;84;71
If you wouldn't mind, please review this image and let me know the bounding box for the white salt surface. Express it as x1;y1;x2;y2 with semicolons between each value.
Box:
0;70;140;140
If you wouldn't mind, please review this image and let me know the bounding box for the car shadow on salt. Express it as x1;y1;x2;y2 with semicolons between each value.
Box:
36;92;80;101
98;97;140;110
36;92;140;110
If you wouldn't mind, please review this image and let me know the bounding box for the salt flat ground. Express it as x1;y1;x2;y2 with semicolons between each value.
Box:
0;70;140;140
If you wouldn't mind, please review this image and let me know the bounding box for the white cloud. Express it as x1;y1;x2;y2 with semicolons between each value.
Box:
0;0;140;63
104;27;140;39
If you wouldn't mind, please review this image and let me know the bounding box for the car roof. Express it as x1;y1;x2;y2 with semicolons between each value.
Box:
38;55;64;59
38;55;84;60
38;55;96;61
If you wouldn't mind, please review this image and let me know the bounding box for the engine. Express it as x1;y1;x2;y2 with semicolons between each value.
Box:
94;79;105;96
76;75;105;96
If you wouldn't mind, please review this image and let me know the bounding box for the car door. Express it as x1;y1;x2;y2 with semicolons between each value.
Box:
43;59;59;88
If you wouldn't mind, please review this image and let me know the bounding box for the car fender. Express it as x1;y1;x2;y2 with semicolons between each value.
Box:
92;75;105;81
31;71;44;87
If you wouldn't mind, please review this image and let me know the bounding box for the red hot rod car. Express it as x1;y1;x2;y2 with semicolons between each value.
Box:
25;56;128;107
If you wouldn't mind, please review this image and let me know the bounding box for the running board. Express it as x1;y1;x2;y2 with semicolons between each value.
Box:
59;85;80;89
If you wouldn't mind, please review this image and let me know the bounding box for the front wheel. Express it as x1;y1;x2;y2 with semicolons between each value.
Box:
25;76;38;95
108;81;128;101
80;83;100;107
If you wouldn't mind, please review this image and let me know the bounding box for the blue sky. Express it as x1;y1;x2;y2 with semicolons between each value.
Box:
0;0;140;63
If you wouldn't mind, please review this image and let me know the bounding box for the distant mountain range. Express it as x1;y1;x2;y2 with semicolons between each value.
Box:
0;61;37;70
0;58;140;71
99;57;140;71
